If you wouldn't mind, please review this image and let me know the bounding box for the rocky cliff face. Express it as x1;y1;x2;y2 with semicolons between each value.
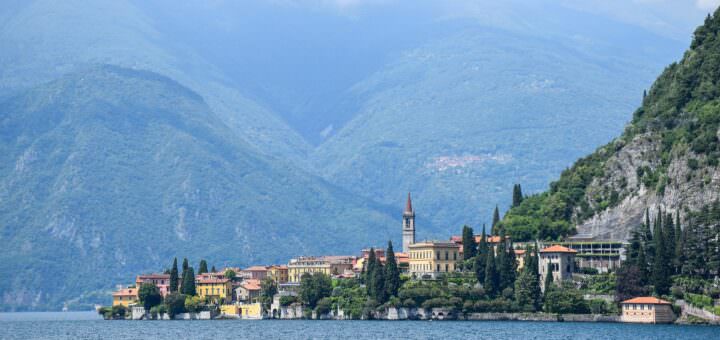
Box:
576;133;720;240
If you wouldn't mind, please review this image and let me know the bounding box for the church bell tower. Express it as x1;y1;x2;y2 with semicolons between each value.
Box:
402;192;416;253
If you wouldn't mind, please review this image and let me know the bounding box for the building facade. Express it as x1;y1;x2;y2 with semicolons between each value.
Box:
268;265;289;284
235;279;261;302
621;297;675;323
240;266;268;280
135;274;171;297
539;245;577;291
402;193;416;253
287;256;355;282
541;240;624;273
112;287;137;307
408;241;460;278
196;278;232;302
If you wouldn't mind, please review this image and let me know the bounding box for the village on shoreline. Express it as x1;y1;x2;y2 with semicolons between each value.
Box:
103;192;720;325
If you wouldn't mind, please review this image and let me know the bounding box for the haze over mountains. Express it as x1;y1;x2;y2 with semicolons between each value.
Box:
0;0;712;310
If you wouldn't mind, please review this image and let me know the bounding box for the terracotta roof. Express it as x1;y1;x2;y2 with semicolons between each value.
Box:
405;192;413;212
621;297;671;305
540;245;577;253
112;288;137;297
196;278;230;284
137;274;170;280
514;249;526;255
241;279;261;291
244;266;268;272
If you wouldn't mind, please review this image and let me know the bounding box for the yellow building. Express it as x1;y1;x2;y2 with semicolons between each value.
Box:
268;265;289;284
196;277;232;301
408;241;460;278
220;303;263;319
112;287;138;307
288;256;355;282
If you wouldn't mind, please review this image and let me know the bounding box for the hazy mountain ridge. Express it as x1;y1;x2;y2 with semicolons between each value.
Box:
0;66;397;311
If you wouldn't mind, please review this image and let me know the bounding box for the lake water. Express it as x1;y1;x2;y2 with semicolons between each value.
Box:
0;312;717;339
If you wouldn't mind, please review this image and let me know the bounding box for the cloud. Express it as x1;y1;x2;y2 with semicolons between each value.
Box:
697;0;720;11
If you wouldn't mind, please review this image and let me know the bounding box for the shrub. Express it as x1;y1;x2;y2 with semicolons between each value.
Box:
315;297;332;316
402;298;416;308
686;293;713;309
589;299;609;314
279;295;298;306
578;267;599;275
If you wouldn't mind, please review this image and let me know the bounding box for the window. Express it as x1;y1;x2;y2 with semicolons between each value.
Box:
445;264;449;272
436;264;440;272
453;252;457;260
648;305;653;310
436;252;440;260
445;251;448;260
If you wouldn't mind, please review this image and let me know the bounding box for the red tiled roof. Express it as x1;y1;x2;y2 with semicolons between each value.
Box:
241;279;261;291
621;297;671;305
540;245;577;253
514;249;526;255
244;266;268;272
112;288;137;297
196;278;230;284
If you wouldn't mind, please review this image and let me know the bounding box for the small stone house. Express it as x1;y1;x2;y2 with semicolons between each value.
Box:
539;245;577;292
620;297;675;324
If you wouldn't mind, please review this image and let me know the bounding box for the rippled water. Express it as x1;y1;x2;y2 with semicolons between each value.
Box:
0;312;717;340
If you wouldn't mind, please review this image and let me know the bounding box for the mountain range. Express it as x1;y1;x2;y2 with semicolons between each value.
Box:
0;0;709;310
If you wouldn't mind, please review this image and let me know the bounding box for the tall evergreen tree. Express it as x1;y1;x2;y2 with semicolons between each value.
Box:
491;206;501;235
484;251;499;297
365;248;377;291
169;258;179;293
515;260;541;311
652;218;671;296
543;262;554;292
663;213;675;271
371;258;386;303
462;225;477;260
496;230;516;291
474;228;488;283
211;265;217;273
181;258;189;290
637;244;649;285
384;241;401;298
512;184;524;207
198;260;208;275
674;211;684;275
642;209;654;266
626;226;643;265
182;267;196;296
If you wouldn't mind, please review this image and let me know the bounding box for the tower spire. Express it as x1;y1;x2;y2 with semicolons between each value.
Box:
405;192;413;213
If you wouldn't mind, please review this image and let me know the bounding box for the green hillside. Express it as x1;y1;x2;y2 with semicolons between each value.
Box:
0;66;396;311
499;10;720;241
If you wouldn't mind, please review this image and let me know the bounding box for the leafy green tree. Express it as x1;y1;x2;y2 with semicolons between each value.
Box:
169;258;179;293
260;277;278;310
138;283;162;310
491;205;501;235
299;272;332;309
615;264;648;303
384;241;401;298
198;260;208;275
182;267;196;296
224;269;236;280
543;282;590;314
164;293;186;318
484;251;499;297
462;225;477;260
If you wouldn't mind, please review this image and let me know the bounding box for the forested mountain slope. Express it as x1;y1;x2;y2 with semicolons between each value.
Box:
0;66;396;311
500;10;720;241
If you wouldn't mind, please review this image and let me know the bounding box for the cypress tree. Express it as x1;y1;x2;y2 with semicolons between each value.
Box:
198;260;208;275
211;265;217;273
181;258;189;290
484;251;499;297
474;228;488;283
169;258;179;293
642;209;654;266
543;262;554;292
365;248;377;294
512;184;524;207
372;258;386;303
674;211;684;275
652;218;671;296
384;241;401;298
182;267;196;296
663;213;675;270
462;225;477;260
491;205;501;235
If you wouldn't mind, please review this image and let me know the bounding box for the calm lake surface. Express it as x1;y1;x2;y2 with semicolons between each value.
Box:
0;312;717;339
